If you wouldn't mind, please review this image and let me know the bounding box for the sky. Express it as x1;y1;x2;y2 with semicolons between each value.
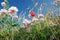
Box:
0;0;54;16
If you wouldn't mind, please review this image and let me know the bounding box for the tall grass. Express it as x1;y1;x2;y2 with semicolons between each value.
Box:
0;0;60;40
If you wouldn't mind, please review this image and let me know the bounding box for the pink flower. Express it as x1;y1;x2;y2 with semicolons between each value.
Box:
53;0;60;6
8;6;18;15
54;0;60;2
0;9;7;13
23;19;31;27
1;2;6;7
56;0;60;2
0;9;7;16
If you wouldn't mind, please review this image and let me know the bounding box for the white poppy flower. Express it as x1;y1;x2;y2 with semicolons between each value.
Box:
23;19;31;27
56;0;60;2
1;2;6;7
38;14;44;21
0;9;8;15
38;14;44;18
8;6;18;14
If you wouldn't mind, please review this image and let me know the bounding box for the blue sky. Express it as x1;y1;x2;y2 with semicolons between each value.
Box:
0;0;54;16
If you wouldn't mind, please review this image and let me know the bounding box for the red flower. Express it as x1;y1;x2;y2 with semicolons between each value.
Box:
30;12;35;17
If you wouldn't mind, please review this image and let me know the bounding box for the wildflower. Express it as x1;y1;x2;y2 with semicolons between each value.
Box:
8;6;18;15
0;9;7;16
1;2;6;7
31;17;38;24
38;14;44;18
29;11;35;18
53;0;60;6
38;14;44;21
56;0;60;2
54;0;60;3
23;19;31;27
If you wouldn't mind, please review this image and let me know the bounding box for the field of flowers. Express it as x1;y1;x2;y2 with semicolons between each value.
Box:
0;0;60;40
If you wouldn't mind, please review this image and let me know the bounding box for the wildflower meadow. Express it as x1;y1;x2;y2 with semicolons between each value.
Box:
0;0;60;40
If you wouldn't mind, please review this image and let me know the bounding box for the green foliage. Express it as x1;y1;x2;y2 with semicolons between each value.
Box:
0;15;60;40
